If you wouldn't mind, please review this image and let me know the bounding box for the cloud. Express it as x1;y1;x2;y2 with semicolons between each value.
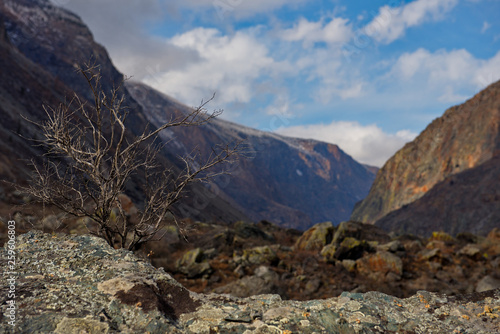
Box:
481;21;491;33
365;0;458;44
172;0;308;19
275;121;417;167
59;0;201;79
143;28;276;105
389;48;500;103
280;17;353;46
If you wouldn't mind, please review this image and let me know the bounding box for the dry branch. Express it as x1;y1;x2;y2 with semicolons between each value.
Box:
19;62;239;250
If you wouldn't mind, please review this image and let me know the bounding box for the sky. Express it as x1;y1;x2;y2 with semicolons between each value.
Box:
57;0;500;167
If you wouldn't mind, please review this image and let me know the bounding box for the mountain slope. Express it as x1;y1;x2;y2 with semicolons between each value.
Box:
375;154;500;236
351;80;500;226
0;0;247;223
0;0;376;230
127;82;376;229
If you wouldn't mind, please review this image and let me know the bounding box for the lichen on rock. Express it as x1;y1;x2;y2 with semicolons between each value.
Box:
1;231;499;333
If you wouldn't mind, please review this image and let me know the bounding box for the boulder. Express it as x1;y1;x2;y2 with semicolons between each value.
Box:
332;221;390;246
356;251;403;280
377;240;404;253
334;237;372;261
341;259;357;273
419;248;441;261
233;221;275;241
320;243;337;263
176;248;213;278
213;266;280;298
240;245;279;265
458;244;482;259
476;275;500;293
430;231;456;244
294;221;334;251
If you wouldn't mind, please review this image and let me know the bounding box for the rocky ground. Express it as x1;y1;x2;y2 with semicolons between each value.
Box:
1;206;500;301
144;220;500;300
1;231;499;333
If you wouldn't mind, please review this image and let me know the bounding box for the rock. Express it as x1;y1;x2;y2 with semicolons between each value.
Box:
333;237;372;261
304;278;322;295
1;231;500;334
240;245;279;265
40;214;63;231
341;259;356;272
233;221;275;241
320;243;337;263
214;266;280;298
458;244;482;259
476;275;500;292
54;316;110;334
487;228;500;241
430;231;456;243
294;221;334;251
377;240;404;253
419;247;441;261
332;221;390;246
177;248;213;278
254;266;278;281
356;251;403;280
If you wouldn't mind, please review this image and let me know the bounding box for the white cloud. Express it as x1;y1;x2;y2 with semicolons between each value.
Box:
481;21;491;33
280;17;353;46
365;0;458;44
390;48;500;96
144;28;276;105
275;121;417;167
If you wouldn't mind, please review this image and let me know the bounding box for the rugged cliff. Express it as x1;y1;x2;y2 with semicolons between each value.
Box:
376;154;500;236
351;80;500;230
1;231;499;333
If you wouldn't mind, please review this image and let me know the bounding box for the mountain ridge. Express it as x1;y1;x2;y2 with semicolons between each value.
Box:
127;81;377;228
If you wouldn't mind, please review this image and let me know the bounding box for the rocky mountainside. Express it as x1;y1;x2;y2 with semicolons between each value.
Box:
0;0;376;230
376;154;500;236
351;79;500;235
127;82;376;229
1;231;499;333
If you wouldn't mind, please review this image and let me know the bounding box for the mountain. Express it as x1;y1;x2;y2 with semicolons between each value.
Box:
0;0;376;230
0;0;246;223
351;80;500;236
127;82;376;229
375;154;500;236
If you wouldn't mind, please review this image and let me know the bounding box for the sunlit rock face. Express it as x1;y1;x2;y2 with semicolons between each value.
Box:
352;79;500;236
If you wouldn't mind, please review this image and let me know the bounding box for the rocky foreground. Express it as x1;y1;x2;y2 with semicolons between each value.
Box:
1;231;499;333
148;220;500;300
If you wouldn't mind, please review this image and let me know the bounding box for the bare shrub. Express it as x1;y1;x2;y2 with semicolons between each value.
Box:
20;63;239;250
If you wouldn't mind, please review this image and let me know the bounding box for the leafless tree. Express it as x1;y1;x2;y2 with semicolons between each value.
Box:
20;63;239;250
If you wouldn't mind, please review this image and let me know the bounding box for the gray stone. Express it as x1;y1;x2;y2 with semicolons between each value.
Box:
458;244;482;258
476;275;500;292
2;231;499;334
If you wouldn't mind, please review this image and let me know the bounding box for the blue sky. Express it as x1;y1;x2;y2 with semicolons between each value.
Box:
60;0;500;166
